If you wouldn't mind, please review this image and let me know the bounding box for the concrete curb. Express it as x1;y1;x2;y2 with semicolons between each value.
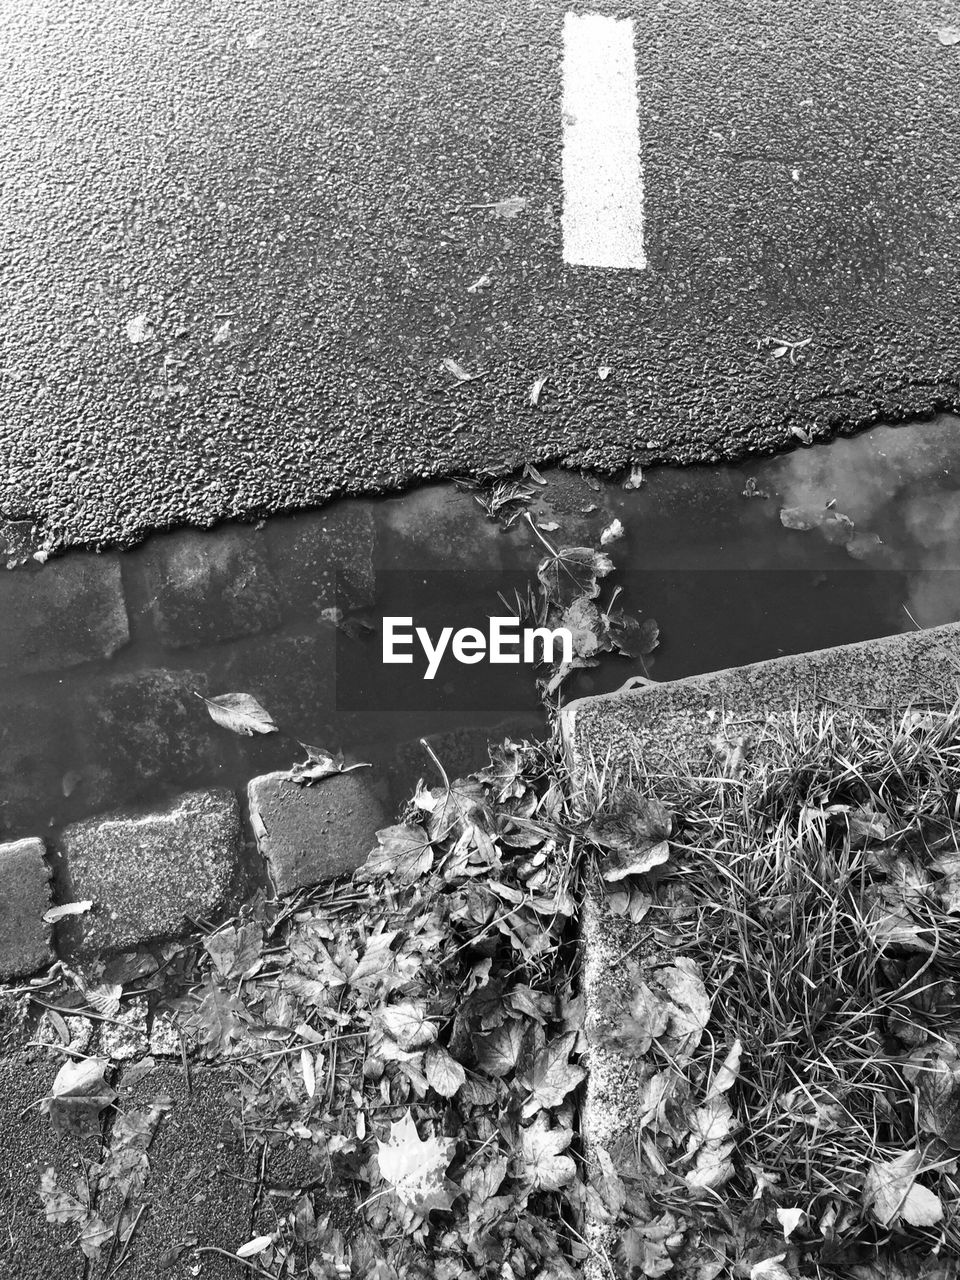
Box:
561;621;960;784
561;621;960;1277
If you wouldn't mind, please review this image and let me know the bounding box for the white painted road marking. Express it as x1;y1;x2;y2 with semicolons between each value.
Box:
561;12;646;270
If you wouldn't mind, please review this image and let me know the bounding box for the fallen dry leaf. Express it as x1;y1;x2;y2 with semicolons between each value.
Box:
43;1057;117;1138
482;195;528;218
751;1257;793;1280
652;959;711;1061
124;313;152;344
685;1095;736;1189
379;1000;437;1051
43;901;93;924
904;1043;960;1147
442;357;477;383
776;1206;804;1239
529;375;549;407
360;824;434;884
600;518;625;546
863;1149;944;1227
520;1112;576;1190
537;545;614;607
705;1038;742;1099
377;1111;457;1212
424;1045;466;1098
521;1031;586;1117
198;692;278;736
290;743;370;785
237;1234;275;1259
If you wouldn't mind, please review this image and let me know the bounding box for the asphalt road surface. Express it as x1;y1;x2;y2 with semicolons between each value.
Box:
3;0;960;549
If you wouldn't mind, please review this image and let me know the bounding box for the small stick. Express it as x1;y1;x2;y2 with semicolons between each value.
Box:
194;1246;277;1279
419;737;450;791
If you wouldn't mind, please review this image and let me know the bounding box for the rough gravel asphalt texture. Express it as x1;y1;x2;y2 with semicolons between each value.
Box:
3;0;960;550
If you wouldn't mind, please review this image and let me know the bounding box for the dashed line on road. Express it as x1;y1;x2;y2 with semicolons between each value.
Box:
561;11;646;270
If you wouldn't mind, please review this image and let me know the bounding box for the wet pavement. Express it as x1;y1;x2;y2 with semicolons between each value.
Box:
1;414;959;847
2;1;960;549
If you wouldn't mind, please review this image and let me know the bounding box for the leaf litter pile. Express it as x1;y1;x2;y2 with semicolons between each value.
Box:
28;735;589;1279
14;515;960;1280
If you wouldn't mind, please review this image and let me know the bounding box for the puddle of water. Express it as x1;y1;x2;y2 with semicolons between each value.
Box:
1;414;959;844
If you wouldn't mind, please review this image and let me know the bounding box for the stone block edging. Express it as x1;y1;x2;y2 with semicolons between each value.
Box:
248;770;388;895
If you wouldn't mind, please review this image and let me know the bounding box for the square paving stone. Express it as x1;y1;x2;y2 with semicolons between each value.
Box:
220;630;337;745
376;484;506;571
0;838;53;978
248;770;388;893
268;502;377;617
73;667;225;812
0;688;74;840
54;789;243;955
0;553;129;674
140;525;282;649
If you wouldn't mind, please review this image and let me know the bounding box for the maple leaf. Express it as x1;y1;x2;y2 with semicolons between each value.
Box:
536;546;614;607
607;610;660;661
483;740;529;801
607;980;672;1056
360;824;434;884
379;1000;438;1052
521;1032;587;1118
377;1111;457;1213
599;840;671;881
419;776;495;850
776;1084;845;1131
560;598;604;660
520;1113;576;1191
588;792;673;881
932;851;960;913
38;1170;112;1258
651;959;711;1061
462;1153;510;1219
863;1149;944;1227
588;1145;626;1222
203;922;263;980
42;1056;117;1138
606;882;654;923
188;977;248;1056
684;1096;736;1190
346;930;400;996
617;1211;682;1278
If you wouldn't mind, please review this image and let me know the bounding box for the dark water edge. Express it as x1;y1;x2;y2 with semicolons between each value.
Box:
1;413;959;843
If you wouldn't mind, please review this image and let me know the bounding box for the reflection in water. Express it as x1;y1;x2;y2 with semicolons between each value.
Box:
1;414;959;842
